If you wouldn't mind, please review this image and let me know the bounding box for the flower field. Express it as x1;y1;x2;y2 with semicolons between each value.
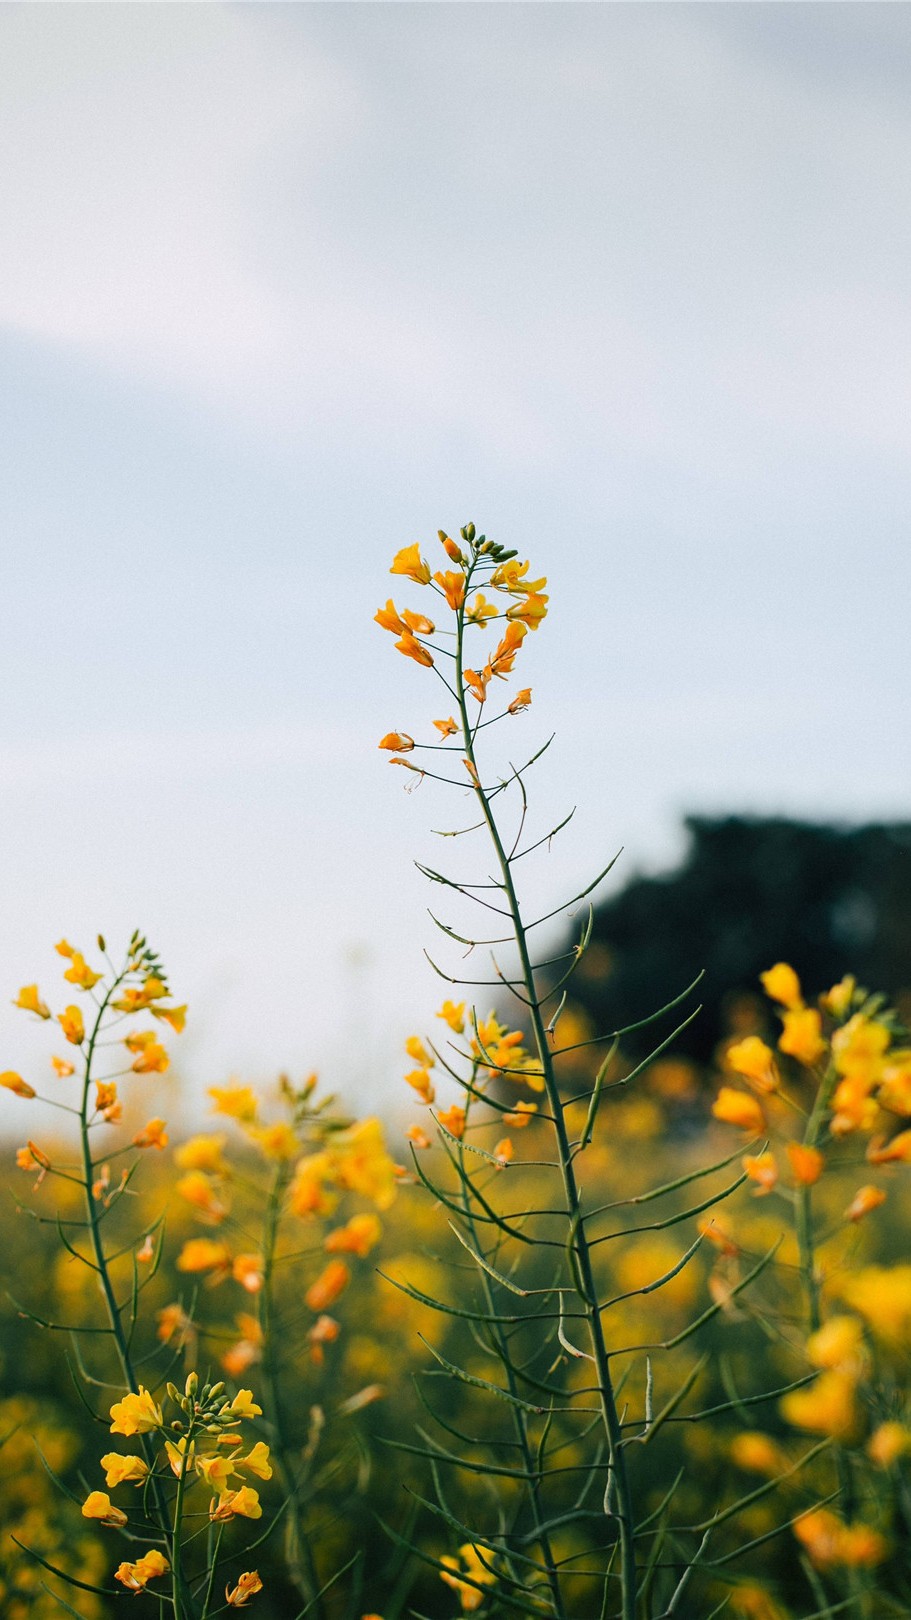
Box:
1;528;909;1620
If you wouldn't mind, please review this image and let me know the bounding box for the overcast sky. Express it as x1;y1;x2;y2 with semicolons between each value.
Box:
1;3;909;1128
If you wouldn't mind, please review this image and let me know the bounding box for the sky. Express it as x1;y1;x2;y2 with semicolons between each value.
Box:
1;2;909;1130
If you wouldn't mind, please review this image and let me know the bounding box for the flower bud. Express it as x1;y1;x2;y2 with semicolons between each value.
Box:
185;1372;198;1398
166;1383;180;1404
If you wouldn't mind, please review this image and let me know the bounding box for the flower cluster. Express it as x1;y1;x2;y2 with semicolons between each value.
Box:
376;525;546;775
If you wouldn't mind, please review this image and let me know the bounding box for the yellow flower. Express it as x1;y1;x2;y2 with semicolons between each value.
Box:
439;530;465;563
405;1067;435;1104
390;544;431;584
58;1005;85;1045
325;1213;382;1257
759;962;803;1010
226;1571;264;1606
440;1544;496;1611
436;1104;466;1140
232;1254;264;1293
165;1437;196;1476
16;1141;47;1173
196;1454;237;1493
0;1071;36;1099
432;569;466;611
780;1370;859;1440
490;558;545;593
729;1432;788;1477
506;592;548;630
488;622;526;678
305;1259;350;1313
133;1117;168;1150
806;1316;865;1372
248;1121;299;1161
502;1101;537;1127
176;1171;229;1221
211;1486;263;1521
465;593;497;625
867;1422;911;1468
742;1151;777;1195
55;938;76;958
493;1137;513;1167
507;687;532;714
115;1550;170;1590
235;1441;272;1481
844;1184;887;1223
81;1490;128;1527
832;1014;890;1081
405;1035;433;1067
463;666;488;703
157;1303;193;1346
13;985;50;1019
375;598;407;634
794;1510;887;1570
878;1049;911;1115
406;1124;431;1148
822;976;856;1018
51;1054;75;1078
787;1141;824;1185
433;716;458;737
63;952;102;991
725;1036;778;1093
129;1038;170;1075
174;1133;229;1174
778;1007;826;1067
177;1238;232;1278
289;1151;335;1218
830;1072;879;1136
209;1085;258;1122
95;1081;121;1122
100;1453;150;1488
151;1002;187;1034
395;630;434;667
711;1087;765;1133
841;1264;911;1344
226;1389;263;1420
109;1387;163;1436
379;732;415;752
330;1118;398;1210
867;1129;911;1163
437;999;466;1033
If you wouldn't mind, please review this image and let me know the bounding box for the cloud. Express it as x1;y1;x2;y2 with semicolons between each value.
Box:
2;5;911;473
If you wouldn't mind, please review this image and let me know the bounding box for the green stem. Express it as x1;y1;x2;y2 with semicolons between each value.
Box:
258;1162;324;1618
76;961;192;1616
454;572;638;1620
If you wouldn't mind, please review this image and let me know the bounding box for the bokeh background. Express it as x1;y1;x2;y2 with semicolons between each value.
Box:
2;3;910;1123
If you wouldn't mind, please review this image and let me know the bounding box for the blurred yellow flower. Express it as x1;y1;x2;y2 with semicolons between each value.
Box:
331;1118;398;1210
742;1151;778;1195
778;1008;825;1067
440;1543;496;1611
305;1259;350;1313
232;1254;264;1293
433;716;458;738
405;1035;433;1067
711;1087;765;1133
786;1141;824;1185
729;1432;789;1477
13;985;50;1019
325;1213;382;1257
405;1067;435;1104
844;1184;887;1223
58;1006;84;1045
177;1238;232;1278
1;1071;36;1099
780;1370;859;1440
248;1121;299;1161
133;1118;168;1150
725;1036;778;1093
436;1104;466;1139
209;1085;258;1122
437;999;465;1032
806;1316;864;1372
177;1170;228;1220
832;1014;890;1081
759;962;803;1010
63;952;102;991
51;1054;75;1077
174;1133;229;1174
867;1422;911;1467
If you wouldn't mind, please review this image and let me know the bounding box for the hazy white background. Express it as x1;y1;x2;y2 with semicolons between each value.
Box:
1;3;909;1126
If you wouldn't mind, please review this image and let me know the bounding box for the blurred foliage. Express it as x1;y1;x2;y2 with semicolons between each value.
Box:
563;817;911;1065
